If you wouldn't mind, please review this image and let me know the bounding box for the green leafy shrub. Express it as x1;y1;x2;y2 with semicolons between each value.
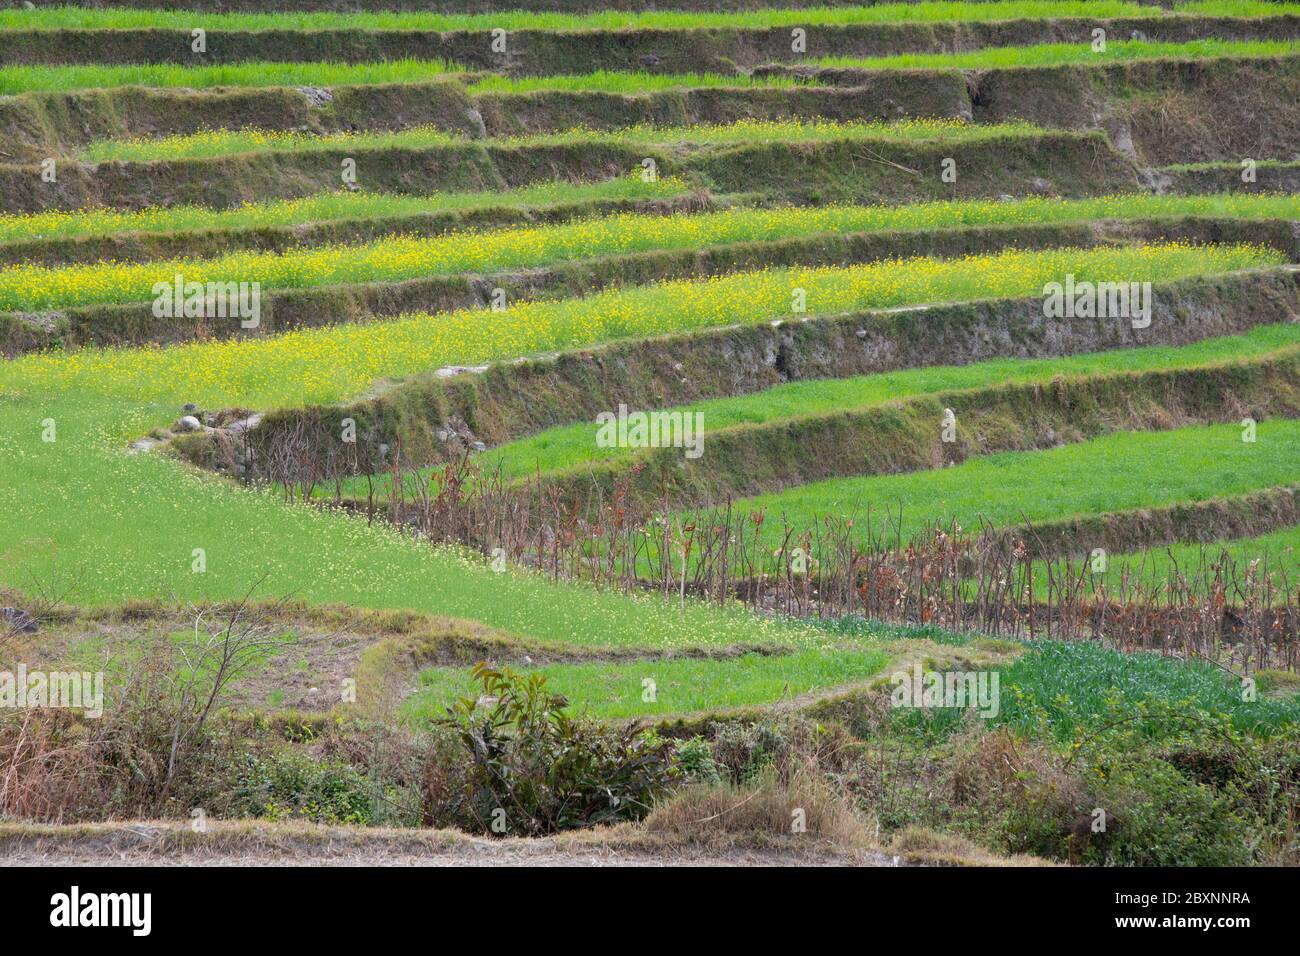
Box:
930;694;1300;866
435;663;676;836
1087;758;1256;867
229;750;375;825
1069;700;1282;866
673;736;721;785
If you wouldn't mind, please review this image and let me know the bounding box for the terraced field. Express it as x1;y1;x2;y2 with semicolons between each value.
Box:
3;1;1300;868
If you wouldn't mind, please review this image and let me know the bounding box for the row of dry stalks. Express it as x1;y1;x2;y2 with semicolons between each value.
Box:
271;448;1300;673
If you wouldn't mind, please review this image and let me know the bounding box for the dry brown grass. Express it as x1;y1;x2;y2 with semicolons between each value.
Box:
0;817;883;867
641;769;872;849
888;827;1057;867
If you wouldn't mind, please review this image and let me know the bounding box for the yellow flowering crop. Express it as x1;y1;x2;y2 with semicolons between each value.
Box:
7;196;1296;313
1;242;1280;414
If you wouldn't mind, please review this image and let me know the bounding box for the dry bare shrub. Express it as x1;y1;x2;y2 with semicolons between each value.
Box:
0;590;299;823
950;726;1071;802
0;639;200;822
709;714;856;787
0;710;99;822
948;726;1094;861
647;715;868;848
643;767;871;849
0;566;77;662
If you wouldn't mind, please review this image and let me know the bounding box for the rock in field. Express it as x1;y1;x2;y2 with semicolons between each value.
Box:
1;607;38;634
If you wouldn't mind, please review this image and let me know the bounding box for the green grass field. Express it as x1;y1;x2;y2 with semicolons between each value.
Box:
0;59;468;96
1068;523;1300;596
0;62;815;97
895;638;1300;740
6;38;1294;98
0;385;822;652
401;626;1300;728
720;418;1300;546
811;38;1300;71
995;641;1300;738
1;253;1290;646
3;242;1283;647
402;646;891;721
4;0;1300;863
440;324;1300;486
0;3;1178;34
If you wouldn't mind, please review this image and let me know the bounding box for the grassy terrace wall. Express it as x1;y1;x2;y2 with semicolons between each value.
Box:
0;128;1136;214
183;268;1300;478
984;483;1300;560
218;350;1300;510
974;55;1300;167
0;79;971;164
0;141;638;213
2;56;1295;181
7;216;1296;354
0;80;482;164
1164;161;1300;194
771;55;1300;166
4;56;1297;168
1;17;1295;70
526;350;1300;506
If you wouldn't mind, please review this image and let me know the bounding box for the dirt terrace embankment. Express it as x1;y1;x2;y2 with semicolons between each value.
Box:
0;15;1293;70
0;76;969;164
0;126;1132;215
521;349;1300;508
5;53;1300;168
172;268;1300;483
767;55;1300;168
0;819;899;867
984;484;1300;562
1162;162;1300;195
